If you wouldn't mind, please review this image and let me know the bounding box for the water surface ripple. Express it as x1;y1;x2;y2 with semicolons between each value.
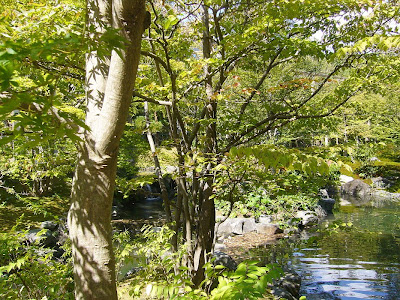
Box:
291;198;400;300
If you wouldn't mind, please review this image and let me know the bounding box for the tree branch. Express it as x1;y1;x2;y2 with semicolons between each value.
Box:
223;84;364;151
295;55;357;112
235;48;285;128
140;51;170;73
188;105;207;145
132;91;172;105
30;60;85;80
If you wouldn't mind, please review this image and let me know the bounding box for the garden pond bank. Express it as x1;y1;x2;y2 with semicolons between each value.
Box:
225;194;400;299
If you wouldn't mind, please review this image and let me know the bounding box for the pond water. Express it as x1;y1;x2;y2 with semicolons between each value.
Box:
119;192;400;299
290;196;400;300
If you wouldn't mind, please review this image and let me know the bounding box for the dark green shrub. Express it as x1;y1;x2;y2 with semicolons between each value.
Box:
0;223;73;299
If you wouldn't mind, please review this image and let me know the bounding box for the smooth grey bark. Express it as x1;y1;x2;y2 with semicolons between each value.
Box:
67;0;146;299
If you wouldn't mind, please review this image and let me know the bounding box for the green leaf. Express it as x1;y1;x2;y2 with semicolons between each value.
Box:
164;15;178;30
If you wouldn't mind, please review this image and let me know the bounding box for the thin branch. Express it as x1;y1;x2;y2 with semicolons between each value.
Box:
235;48;285;128
181;43;258;99
16;272;32;298
31;60;84;80
223;54;363;152
132;91;172;106
140;51;170;73
224;86;364;151
295;55;357;111
167;2;202;40
175;108;190;149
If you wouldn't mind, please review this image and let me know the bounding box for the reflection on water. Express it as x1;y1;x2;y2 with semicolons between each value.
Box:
119;192;400;299
120;197;165;220
293;250;400;299
291;197;400;299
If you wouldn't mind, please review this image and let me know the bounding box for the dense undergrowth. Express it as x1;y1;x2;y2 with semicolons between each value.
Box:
1;143;399;298
0;219;283;300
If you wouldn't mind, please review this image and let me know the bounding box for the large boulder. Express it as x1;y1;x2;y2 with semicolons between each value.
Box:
23;220;68;259
214;242;227;252
213;251;237;271
25;228;58;248
371;177;392;189
319;188;330;199
217;218;257;237
41;221;58;231
269;271;301;300
318;198;335;214
255;223;283;235
54;219;69;247
242;218;257;234
371;190;400;201
294;211;319;227
341;179;371;197
318;188;336;214
258;215;273;224
339;174;354;184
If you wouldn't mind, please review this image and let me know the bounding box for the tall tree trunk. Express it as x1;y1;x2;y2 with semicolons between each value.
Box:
193;4;217;286
67;1;146;299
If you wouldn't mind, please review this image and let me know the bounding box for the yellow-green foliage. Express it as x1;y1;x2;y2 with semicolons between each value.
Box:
340;161;361;179
0;195;69;231
58;104;85;120
375;160;400;168
136;148;178;171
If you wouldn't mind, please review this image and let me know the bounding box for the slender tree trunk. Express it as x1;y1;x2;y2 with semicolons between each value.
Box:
68;1;146;299
324;136;329;147
365;119;371;142
144;101;172;222
193;4;217;286
343;113;348;143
